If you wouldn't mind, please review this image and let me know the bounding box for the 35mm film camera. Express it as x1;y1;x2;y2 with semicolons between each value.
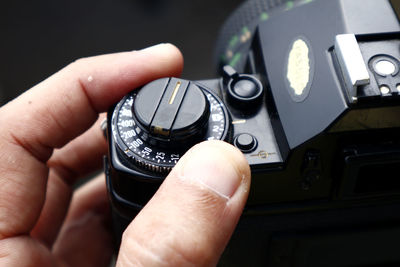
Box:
104;0;400;265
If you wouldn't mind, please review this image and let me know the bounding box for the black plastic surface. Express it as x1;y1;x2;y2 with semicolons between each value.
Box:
133;78;209;141
133;78;170;130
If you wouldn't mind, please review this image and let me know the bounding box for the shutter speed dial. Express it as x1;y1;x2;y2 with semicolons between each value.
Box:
111;78;230;173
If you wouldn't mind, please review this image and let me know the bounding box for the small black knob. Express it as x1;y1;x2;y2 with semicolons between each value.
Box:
223;66;264;109
234;133;257;153
132;78;209;147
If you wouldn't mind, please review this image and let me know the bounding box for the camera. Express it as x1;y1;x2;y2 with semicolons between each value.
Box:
104;0;400;265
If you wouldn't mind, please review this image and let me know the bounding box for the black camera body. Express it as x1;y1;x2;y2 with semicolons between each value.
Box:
105;0;400;265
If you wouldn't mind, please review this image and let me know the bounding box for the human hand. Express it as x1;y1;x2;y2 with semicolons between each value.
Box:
0;44;251;266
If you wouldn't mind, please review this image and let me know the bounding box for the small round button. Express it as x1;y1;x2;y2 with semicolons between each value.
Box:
234;133;257;153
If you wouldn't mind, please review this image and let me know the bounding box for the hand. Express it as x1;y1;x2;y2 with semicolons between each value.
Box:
0;44;251;266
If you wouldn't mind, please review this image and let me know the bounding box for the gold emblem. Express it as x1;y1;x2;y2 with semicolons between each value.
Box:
285;37;314;102
287;39;311;96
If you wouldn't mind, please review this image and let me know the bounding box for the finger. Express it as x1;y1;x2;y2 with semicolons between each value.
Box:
1;43;183;161
29;169;72;249
0;235;62;267
52;175;113;267
0;44;183;239
31;114;107;247
48;113;108;185
117;141;251;267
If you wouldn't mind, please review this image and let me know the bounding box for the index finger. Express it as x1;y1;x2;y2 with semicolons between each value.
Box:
0;44;183;238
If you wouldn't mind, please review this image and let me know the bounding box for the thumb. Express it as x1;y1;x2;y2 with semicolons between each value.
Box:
117;140;251;267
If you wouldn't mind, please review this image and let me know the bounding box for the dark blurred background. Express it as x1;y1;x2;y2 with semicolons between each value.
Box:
0;0;243;106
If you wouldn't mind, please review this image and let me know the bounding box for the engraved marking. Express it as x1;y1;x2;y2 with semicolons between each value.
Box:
169;81;181;105
250;151;277;159
232;120;246;125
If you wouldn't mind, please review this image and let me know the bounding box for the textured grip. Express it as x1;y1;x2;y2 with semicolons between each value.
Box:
214;0;308;73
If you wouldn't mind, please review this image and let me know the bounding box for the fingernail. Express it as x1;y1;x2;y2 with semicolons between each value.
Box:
179;143;242;199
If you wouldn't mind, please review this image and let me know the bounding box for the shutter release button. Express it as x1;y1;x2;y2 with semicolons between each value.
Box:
223;66;264;109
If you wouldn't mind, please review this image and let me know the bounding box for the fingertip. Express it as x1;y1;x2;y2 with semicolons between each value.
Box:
177;140;251;199
140;43;183;59
139;43;184;77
